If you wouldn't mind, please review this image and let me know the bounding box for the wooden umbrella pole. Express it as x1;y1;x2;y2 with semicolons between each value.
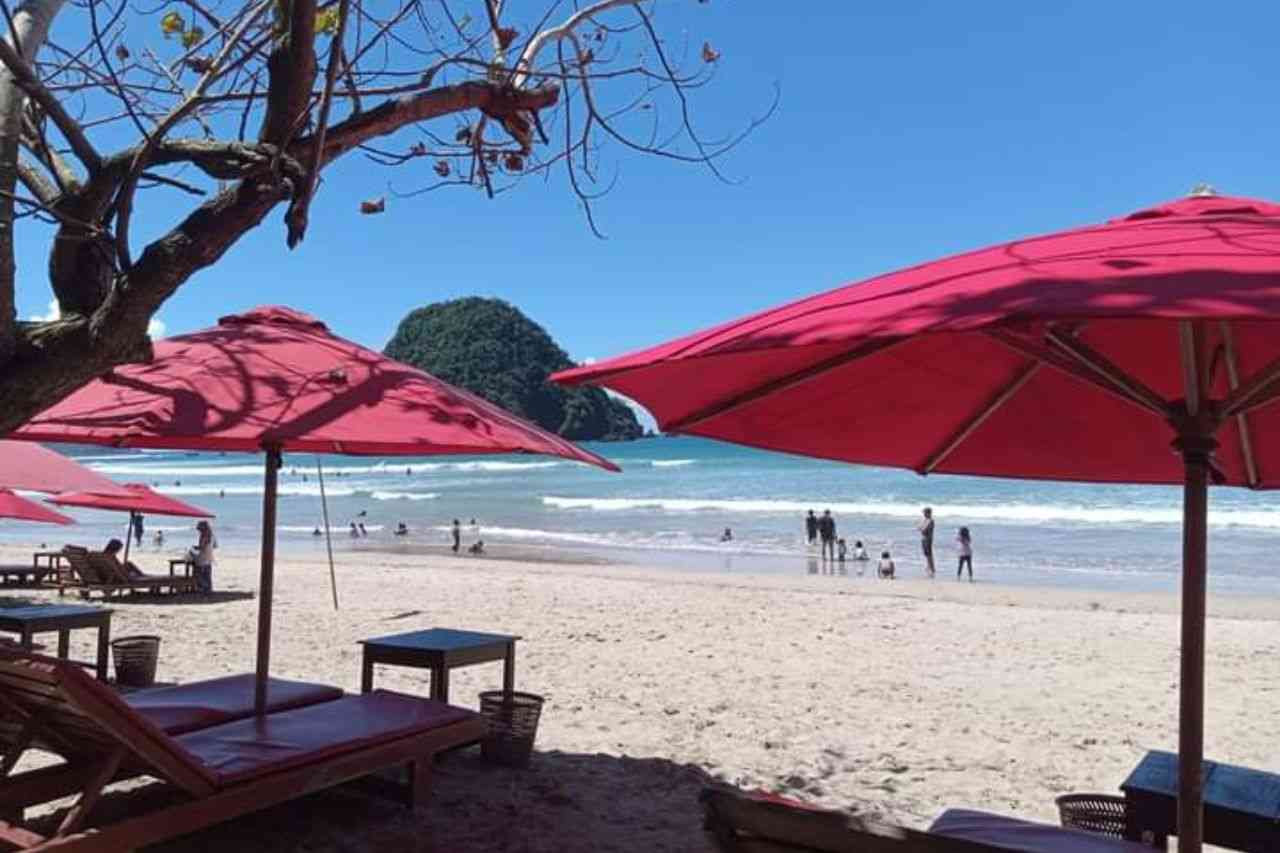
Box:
315;458;339;610
123;512;134;561
1175;430;1215;853
254;446;283;715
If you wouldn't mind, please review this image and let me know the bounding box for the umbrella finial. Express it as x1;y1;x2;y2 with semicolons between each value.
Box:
1187;183;1217;198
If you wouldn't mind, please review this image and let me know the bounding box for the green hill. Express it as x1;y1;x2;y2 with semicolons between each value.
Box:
384;298;643;442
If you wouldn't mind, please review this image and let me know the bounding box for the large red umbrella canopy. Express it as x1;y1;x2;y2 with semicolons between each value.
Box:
0;489;73;525
0;440;126;495
14;305;617;716
556;192;1280;852
47;483;213;518
15;305;619;468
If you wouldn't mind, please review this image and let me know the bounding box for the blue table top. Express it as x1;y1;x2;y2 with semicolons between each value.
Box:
359;627;520;651
0;603;111;623
1122;750;1280;820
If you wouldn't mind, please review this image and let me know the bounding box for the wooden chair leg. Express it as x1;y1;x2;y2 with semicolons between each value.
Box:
408;755;432;811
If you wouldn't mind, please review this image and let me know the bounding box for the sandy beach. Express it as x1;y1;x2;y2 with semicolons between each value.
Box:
3;542;1277;852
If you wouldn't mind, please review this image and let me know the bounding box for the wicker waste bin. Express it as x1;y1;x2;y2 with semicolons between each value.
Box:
479;691;543;767
111;635;161;688
1055;793;1128;838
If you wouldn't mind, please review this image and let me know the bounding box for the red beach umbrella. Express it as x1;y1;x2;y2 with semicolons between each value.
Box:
15;305;618;714
0;440;126;496
0;489;74;525
49;483;213;519
48;484;213;559
556;191;1280;852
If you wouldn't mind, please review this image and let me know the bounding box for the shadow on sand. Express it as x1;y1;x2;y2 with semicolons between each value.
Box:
35;749;722;852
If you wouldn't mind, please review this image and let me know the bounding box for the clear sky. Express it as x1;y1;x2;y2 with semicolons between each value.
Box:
17;2;1280;364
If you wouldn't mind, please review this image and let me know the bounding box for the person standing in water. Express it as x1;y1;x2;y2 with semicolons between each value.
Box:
956;526;974;581
131;513;145;548
918;507;936;578
818;510;837;562
451;519;461;553
805;510;818;546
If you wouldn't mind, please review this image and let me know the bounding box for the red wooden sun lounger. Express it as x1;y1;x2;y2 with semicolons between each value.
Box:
124;673;344;734
0;649;486;851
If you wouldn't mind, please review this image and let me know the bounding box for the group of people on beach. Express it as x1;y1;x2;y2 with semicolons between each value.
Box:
103;519;217;593
804;506;974;581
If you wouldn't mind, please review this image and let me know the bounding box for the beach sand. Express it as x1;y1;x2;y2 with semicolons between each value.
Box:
3;543;1277;851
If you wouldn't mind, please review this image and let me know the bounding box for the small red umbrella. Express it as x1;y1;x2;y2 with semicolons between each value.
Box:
0;440;126;496
16;306;618;714
0;489;74;525
48;484;213;559
556;192;1280;852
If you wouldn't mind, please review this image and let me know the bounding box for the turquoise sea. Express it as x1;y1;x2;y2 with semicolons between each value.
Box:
7;436;1280;595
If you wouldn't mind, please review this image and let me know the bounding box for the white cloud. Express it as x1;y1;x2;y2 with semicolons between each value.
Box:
147;317;167;338
29;299;60;322
580;356;597;365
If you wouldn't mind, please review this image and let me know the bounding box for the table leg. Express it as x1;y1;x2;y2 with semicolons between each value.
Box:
503;641;516;696
96;620;110;682
57;630;69;660
361;652;374;693
433;667;450;704
19;627;31;650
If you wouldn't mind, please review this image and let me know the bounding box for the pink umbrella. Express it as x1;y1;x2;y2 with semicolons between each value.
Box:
0;440;125;496
16;306;617;713
557;192;1280;851
48;484;213;559
0;489;73;525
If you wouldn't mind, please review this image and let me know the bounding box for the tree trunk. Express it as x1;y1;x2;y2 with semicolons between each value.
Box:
0;0;67;365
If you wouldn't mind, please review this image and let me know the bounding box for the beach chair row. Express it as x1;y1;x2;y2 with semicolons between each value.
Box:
55;545;196;598
0;649;485;850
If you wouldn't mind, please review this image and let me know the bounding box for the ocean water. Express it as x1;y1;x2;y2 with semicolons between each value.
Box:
6;437;1280;596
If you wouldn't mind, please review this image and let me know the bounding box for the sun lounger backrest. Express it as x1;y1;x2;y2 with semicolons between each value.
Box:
61;546;105;584
88;552;129;584
700;785;1010;852
0;649;217;796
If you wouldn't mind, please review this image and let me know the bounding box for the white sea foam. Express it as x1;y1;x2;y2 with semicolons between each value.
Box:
158;484;359;498
651;459;696;468
541;496;1280;529
279;524;386;534
369;491;439;501
91;459;561;477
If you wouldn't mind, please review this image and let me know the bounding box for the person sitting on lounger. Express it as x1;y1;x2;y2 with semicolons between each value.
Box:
102;539;144;578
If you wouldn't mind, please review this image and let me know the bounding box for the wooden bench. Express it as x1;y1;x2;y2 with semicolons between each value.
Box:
0;649;486;851
57;546;197;598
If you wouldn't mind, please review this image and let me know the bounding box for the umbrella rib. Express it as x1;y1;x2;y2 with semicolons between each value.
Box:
988;330;1168;418
1042;330;1171;416
1219;321;1259;486
920;360;1041;474
1221;350;1280;417
664;336;908;433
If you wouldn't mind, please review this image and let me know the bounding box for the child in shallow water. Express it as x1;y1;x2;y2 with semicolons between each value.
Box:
877;550;896;579
956;526;974;581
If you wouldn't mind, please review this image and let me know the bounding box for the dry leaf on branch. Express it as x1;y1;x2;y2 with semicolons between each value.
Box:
701;41;720;63
496;27;519;49
115;44;130;61
434;160;451;177
359;197;385;214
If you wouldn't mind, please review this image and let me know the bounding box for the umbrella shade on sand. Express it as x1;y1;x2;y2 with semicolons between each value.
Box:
48;483;213;559
555;191;1280;852
16;305;618;714
0;440;126;496
0;489;74;525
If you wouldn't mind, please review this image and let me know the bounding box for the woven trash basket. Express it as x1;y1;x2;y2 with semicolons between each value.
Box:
111;635;160;687
479;691;543;767
1055;793;1128;838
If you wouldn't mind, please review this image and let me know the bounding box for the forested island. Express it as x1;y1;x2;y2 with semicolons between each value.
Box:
385;298;643;441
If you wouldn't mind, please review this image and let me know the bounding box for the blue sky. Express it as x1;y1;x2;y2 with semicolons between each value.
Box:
17;2;1280;363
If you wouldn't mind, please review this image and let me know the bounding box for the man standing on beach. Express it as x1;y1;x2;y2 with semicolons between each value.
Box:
918;507;936;578
451;519;461;553
819;510;837;562
805;510;818;545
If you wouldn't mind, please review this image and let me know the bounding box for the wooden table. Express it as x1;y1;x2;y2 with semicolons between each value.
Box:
1121;750;1280;851
359;628;519;703
0;604;112;680
167;558;193;577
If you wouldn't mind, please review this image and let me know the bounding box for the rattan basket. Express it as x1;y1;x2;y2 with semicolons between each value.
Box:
479;691;543;767
111;635;160;687
1055;793;1128;838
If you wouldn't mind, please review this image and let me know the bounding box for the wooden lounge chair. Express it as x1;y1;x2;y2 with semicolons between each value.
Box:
124;673;345;734
0;565;49;587
57;546;196;598
0;649;486;851
700;784;1151;852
